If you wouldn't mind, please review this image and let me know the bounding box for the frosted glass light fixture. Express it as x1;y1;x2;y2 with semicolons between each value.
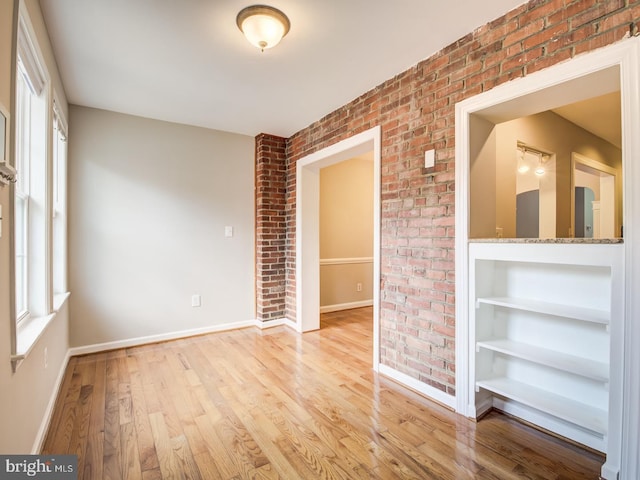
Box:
535;152;546;176
237;5;290;51
516;147;529;174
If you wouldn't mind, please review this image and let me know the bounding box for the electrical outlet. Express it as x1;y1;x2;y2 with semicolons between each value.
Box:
356;282;363;292
191;294;201;307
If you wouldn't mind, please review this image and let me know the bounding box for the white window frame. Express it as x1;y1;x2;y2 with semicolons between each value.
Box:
52;97;68;304
10;2;54;371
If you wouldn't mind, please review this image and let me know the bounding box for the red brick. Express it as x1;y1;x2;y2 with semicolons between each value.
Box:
255;0;638;395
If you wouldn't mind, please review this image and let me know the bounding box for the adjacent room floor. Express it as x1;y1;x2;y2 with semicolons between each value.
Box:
43;307;603;479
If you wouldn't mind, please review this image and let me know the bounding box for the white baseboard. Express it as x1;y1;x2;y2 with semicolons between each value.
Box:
69;319;258;357
320;300;373;314
378;364;456;410
492;397;605;453
256;317;298;331
474;396;494;418
68;317;301;357
32;348;72;454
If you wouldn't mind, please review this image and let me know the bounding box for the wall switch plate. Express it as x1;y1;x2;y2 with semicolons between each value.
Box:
191;294;201;307
225;226;233;238
424;149;435;169
356;282;363;292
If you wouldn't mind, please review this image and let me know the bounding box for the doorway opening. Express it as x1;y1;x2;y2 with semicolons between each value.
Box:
571;152;618;239
296;126;381;370
319;153;374;319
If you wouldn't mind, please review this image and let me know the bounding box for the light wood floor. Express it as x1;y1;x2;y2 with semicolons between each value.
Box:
43;307;603;479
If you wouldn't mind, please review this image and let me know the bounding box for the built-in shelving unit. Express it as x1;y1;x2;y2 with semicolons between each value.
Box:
475;296;610;324
469;242;623;469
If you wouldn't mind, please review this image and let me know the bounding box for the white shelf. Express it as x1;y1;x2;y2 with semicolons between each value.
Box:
476;377;607;434
476;296;609;325
477;339;609;382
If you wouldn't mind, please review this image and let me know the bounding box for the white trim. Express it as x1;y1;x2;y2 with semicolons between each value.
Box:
620;38;640;480
320;300;373;314
16;3;48;97
319;256;373;266
454;99;471;415
69;318;298;356
296;125;381;371
69;319;261;356
255;317;298;331
455;38;640;480
571;152;620;238
378;364;456;410
31;348;71;454
492;398;605;452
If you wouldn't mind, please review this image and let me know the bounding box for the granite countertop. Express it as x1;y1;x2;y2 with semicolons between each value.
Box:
469;238;624;244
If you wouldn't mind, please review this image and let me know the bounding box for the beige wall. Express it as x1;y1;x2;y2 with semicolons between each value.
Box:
470;114;497;238
68;106;255;347
319;155;373;308
0;0;70;454
471;110;622;238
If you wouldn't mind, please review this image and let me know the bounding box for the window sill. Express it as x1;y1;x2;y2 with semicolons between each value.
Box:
11;292;70;372
54;291;71;312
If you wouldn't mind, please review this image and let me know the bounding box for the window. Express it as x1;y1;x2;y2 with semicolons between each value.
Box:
15;44;49;323
52;102;68;300
14;61;32;321
11;6;58;368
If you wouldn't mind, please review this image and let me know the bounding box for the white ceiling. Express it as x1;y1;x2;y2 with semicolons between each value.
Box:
39;0;527;138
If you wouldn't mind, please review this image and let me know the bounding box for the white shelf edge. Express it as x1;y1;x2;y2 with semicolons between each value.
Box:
477;339;609;382
476;377;607;435
476;296;610;325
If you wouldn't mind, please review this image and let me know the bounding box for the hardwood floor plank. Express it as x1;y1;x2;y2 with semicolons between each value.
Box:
81;356;106;479
42;307;604;479
120;421;142;480
191;451;224;480
128;366;160;472
67;383;94;479
193;414;241;479
103;356;121;459
170;434;202;480
148;412;185;480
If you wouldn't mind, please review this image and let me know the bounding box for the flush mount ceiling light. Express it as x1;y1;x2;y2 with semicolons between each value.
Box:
236;5;290;52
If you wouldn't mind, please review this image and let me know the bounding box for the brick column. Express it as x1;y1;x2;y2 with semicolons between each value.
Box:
255;134;287;321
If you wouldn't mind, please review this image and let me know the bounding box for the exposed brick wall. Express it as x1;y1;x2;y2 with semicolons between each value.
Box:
255;134;287;321
257;0;640;395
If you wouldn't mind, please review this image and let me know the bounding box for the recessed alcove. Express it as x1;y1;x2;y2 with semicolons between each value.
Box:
469;67;623;240
455;41;640;480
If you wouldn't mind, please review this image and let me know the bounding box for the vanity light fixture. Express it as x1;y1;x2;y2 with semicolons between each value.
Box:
236;5;290;52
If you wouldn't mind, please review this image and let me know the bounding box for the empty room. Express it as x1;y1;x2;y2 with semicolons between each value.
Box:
0;0;639;479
